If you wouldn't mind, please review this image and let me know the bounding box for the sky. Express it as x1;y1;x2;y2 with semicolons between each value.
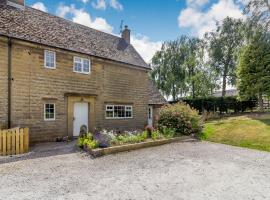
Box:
26;0;245;63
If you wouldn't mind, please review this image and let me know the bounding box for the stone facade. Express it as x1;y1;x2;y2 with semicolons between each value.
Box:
0;37;149;143
0;37;8;129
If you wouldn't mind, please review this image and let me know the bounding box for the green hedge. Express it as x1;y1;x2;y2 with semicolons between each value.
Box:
171;96;257;113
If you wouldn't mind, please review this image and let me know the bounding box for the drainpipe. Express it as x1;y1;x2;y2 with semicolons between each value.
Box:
7;37;12;128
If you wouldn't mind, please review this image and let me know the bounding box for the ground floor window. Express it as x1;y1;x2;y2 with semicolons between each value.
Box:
105;105;133;119
44;103;55;120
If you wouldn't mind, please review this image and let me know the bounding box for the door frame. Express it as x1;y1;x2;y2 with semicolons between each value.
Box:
67;95;96;138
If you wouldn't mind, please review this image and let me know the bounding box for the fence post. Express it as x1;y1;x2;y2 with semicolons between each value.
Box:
15;129;20;155
7;131;11;155
12;129;16;155
24;128;29;153
19;128;24;154
2;130;6;156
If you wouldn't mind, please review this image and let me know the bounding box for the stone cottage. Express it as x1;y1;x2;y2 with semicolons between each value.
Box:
0;0;166;143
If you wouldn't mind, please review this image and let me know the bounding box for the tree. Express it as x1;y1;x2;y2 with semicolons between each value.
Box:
183;38;218;98
205;17;244;97
151;36;188;100
244;0;270;29
237;40;270;111
151;36;216;100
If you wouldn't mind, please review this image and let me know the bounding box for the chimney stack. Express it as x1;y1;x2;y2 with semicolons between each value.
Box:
7;0;25;9
121;25;130;44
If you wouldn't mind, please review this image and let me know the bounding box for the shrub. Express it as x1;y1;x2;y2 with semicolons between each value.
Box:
145;125;155;138
77;133;99;149
86;140;99;149
158;103;202;136
151;130;164;140
93;131;111;148
182;96;257;114
161;127;175;138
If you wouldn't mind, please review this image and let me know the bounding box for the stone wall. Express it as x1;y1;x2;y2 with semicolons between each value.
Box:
0;37;8;129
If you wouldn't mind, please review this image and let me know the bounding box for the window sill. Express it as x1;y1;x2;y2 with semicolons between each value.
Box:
105;117;133;120
73;71;91;75
44;66;56;70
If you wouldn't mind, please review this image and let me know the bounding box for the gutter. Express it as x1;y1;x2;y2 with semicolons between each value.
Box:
7;37;12;128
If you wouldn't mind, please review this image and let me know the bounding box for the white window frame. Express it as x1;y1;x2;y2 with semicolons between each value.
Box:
73;56;91;74
105;105;133;119
44;50;56;69
44;103;56;121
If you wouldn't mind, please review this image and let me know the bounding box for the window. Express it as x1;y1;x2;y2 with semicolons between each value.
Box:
44;103;55;120
126;106;132;118
105;105;133;119
44;50;56;69
74;57;90;74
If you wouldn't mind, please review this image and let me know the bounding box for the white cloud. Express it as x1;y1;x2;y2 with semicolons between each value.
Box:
109;0;123;11
91;0;123;11
56;4;113;33
187;0;209;7
131;34;162;63
56;4;71;18
92;0;106;10
178;0;244;37
31;2;47;12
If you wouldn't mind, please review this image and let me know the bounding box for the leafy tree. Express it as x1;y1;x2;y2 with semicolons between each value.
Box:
205;17;244;97
244;0;270;29
237;39;270;111
151;36;189;100
151;36;216;100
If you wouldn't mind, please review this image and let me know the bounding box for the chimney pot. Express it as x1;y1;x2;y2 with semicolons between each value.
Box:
121;25;130;44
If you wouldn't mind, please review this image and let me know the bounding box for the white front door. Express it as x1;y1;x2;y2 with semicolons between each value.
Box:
148;106;153;127
73;102;89;137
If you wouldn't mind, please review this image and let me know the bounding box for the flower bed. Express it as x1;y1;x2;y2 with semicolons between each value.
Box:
78;103;202;157
77;128;196;157
84;136;194;158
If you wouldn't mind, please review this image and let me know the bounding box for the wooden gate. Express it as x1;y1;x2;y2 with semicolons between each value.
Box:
0;128;29;156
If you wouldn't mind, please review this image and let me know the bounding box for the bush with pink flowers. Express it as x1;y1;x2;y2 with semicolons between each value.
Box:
158;103;202;136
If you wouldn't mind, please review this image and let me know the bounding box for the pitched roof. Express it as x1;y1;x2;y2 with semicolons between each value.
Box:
148;79;167;105
0;4;149;69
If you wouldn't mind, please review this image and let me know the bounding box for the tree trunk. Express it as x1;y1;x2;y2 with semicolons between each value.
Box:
221;75;227;97
192;81;195;99
258;92;264;112
172;84;176;101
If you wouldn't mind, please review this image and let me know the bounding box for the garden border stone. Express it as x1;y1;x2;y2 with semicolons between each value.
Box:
84;136;197;157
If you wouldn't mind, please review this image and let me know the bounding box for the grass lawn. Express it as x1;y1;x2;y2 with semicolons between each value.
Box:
201;114;270;152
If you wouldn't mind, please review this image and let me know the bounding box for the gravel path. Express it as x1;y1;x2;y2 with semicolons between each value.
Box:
0;141;270;200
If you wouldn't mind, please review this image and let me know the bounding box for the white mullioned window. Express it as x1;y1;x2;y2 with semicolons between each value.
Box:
44;50;56;69
73;56;90;74
44;103;55;121
105;105;133;119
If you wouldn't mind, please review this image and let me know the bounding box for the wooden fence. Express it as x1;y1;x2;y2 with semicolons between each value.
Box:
0;128;29;156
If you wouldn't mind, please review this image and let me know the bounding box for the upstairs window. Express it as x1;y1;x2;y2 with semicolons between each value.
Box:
44;103;55;121
74;57;90;74
44;50;56;69
105;105;133;119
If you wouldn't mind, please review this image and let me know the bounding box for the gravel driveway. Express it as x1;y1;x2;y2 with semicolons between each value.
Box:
0;141;270;200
